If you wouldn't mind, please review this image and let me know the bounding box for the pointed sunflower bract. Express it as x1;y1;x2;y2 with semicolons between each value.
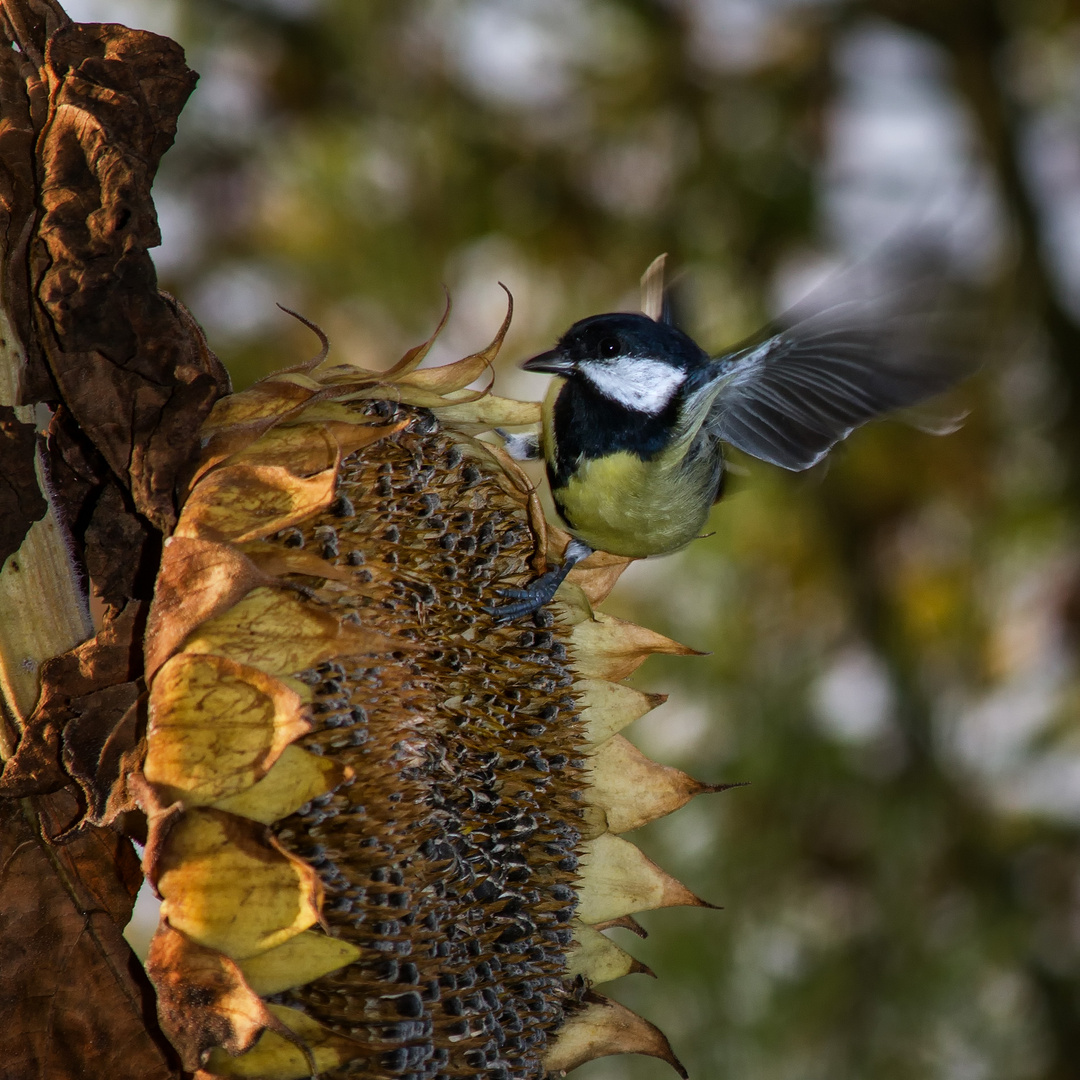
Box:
137;296;717;1080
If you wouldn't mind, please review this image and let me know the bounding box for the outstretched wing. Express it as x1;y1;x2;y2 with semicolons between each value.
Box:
706;297;972;471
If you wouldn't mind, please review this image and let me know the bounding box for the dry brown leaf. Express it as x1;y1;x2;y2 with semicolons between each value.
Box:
31;19;229;532
0;789;180;1080
0;601;144;824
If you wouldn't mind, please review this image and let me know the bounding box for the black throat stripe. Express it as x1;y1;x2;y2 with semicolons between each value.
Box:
548;377;682;489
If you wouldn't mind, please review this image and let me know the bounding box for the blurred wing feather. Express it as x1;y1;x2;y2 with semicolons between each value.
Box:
707;303;966;471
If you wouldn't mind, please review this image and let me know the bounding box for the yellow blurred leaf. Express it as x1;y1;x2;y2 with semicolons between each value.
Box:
576;679;666;747
571;613;702;681
576;832;713;925
588;734;719;833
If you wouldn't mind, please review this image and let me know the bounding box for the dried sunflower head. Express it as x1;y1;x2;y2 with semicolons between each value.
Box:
135;296;721;1080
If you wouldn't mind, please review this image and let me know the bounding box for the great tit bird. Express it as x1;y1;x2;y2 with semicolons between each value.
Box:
488;287;969;621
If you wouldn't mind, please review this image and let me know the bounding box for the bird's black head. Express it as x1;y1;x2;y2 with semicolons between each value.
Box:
523;312;708;416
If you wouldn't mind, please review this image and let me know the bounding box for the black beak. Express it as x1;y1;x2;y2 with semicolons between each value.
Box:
521;348;575;376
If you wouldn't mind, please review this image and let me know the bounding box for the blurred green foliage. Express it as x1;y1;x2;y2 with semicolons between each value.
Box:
81;0;1080;1076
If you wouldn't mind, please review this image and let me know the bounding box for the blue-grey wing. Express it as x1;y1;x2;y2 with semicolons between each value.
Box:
706;299;970;471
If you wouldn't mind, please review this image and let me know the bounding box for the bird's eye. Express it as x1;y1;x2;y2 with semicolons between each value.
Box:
598;336;620;358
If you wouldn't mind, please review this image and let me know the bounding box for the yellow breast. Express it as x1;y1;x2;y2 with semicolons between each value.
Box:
553;450;714;558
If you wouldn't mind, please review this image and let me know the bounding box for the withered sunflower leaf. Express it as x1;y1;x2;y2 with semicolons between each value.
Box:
543;994;687;1078
0;790;178;1080
0;406;47;566
32;21;226;532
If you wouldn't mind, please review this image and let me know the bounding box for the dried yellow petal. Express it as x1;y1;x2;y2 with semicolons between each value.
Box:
589;734;718;833
576;831;713;926
397;289;511;394
236;931;362;997
156;809;322;959
566;923;653;984
224;423;342;476
571;612;702;681
238;542;357;584
201;380;319;437
145;654;312;804
381;292;451;379
543;995;686;1078
175;463;338;544
145;537;272;679
210;745;351;825
202;1004;363;1079
577;679;667;747
433;396;541;431
179;585;403;677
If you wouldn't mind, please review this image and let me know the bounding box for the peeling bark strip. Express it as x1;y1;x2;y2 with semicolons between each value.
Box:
0;405;47;564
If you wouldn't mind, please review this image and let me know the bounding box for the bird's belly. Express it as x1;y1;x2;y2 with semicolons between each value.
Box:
553;451;715;558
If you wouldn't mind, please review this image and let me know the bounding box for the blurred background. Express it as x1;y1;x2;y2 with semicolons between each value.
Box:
68;0;1080;1077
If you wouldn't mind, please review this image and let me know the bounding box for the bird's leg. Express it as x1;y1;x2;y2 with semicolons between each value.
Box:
486;538;593;623
495;428;542;461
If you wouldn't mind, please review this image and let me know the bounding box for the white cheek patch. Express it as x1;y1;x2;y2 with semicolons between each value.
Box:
583;357;686;414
